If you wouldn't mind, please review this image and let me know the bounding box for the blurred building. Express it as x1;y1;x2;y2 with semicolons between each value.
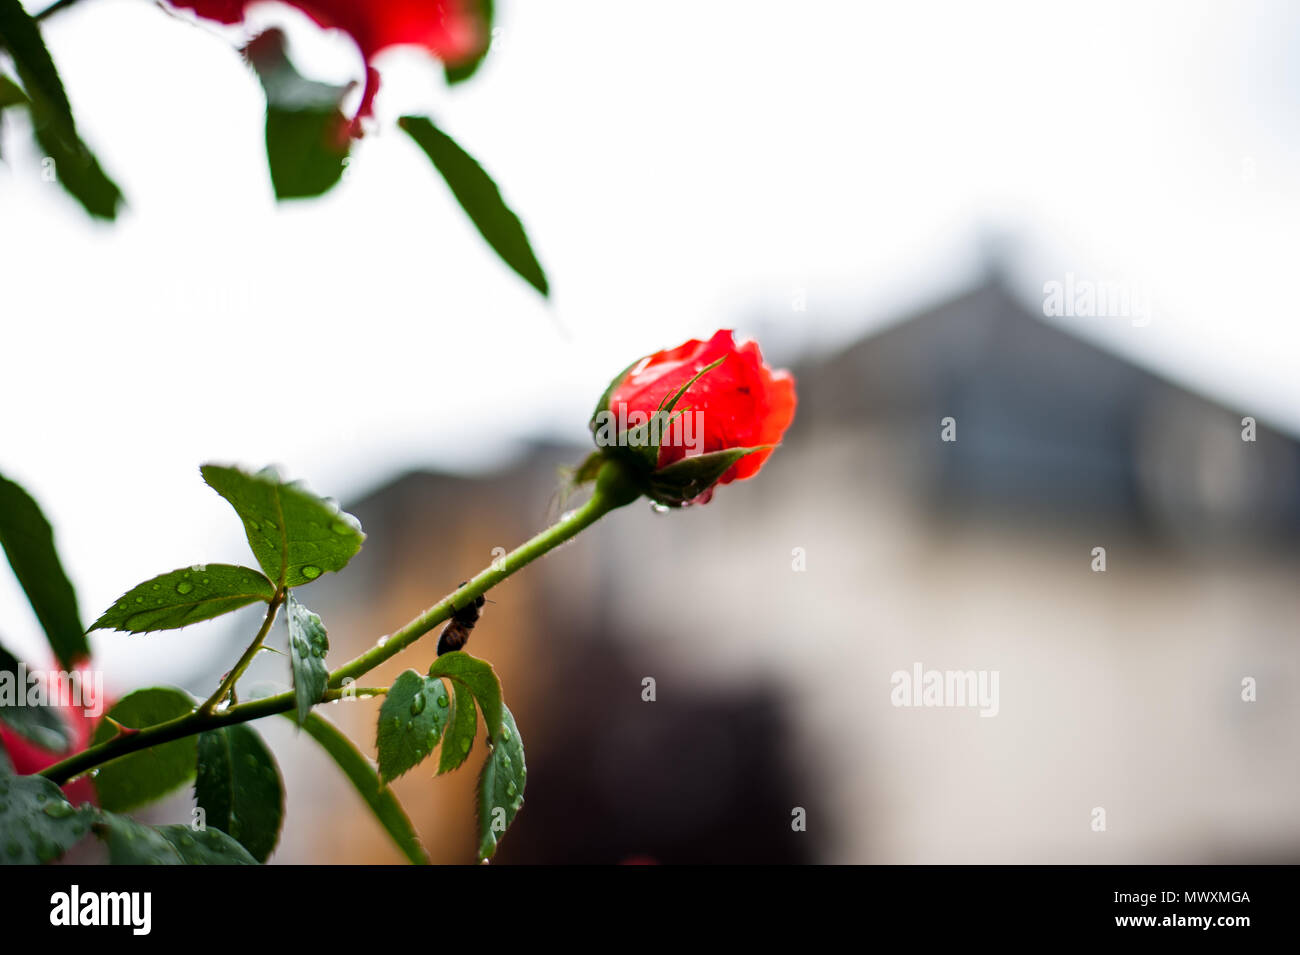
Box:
258;277;1300;863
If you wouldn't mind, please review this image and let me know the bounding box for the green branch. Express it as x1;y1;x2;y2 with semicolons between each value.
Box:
199;588;284;715
38;460;639;786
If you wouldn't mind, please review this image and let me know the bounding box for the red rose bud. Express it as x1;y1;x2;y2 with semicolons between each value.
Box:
589;330;796;506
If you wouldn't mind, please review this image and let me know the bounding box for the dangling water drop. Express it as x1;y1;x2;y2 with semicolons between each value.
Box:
42;801;75;819
650;502;671;514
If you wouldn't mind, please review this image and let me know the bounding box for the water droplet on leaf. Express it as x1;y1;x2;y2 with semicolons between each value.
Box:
301;565;322;580
176;582;194;595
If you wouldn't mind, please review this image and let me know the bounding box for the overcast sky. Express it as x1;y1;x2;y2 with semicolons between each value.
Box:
2;0;1297;677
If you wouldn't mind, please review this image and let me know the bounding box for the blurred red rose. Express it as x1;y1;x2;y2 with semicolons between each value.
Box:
600;330;796;502
169;0;490;129
0;664;102;805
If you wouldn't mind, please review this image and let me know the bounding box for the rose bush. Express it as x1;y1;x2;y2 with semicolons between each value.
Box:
0;330;793;865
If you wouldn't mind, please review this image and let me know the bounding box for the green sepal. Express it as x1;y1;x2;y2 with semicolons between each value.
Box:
569;451;604;485
588;359;640;432
644;445;772;506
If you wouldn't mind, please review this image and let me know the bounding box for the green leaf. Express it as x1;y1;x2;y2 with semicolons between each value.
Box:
0;640;71;750
195;723;283;863
288;711;429;864
428;651;503;740
0;74;22;160
31;118;123;219
376;669;451;782
658;356;727;415
0;0;73;130
398;115;548;296
645;445;771;506
89;564;274;634
438;679;477;775
94;813;257;865
570;451;605;485
286;593;328;725
0;0;122;219
476;702;525;862
91;687;197;812
245;29;351;200
0;471;88;668
0;769;93;864
200;464;365;588
444;0;493;85
0;72;25;109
